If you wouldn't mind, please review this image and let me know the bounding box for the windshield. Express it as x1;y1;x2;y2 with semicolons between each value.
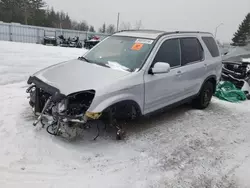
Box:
83;36;155;72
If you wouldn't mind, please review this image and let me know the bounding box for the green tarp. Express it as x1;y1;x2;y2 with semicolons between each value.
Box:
214;81;247;102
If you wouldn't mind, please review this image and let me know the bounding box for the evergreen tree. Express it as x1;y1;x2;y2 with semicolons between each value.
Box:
232;13;250;46
0;0;25;23
47;8;57;27
31;0;46;10
29;0;46;26
0;0;14;22
0;0;47;25
0;0;103;34
17;0;29;24
61;13;71;29
89;25;95;32
78;20;89;31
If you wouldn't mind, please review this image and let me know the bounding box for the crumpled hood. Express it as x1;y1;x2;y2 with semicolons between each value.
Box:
32;59;130;95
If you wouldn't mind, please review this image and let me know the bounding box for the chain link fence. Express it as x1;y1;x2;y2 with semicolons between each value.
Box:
0;21;110;44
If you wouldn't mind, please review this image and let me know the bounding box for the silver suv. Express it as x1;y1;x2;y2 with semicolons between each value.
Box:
26;30;222;139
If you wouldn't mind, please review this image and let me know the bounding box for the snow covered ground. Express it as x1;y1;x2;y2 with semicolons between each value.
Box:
1;41;250;188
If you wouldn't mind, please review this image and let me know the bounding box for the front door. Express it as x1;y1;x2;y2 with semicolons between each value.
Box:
144;38;184;114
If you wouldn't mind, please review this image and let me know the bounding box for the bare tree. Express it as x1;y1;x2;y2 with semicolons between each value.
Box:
120;21;131;30
98;23;106;33
74;20;89;31
106;24;115;34
71;21;78;30
134;20;143;30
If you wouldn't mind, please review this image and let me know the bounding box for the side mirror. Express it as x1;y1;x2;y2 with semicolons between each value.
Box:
150;62;171;74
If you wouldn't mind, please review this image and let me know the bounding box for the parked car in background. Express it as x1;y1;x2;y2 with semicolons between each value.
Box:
26;30;222;140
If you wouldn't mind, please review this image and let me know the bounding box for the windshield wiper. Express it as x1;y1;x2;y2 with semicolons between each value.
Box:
78;57;119;69
78;56;90;62
92;62;110;68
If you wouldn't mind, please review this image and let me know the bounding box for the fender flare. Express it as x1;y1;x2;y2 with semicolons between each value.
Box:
198;75;217;95
88;94;142;116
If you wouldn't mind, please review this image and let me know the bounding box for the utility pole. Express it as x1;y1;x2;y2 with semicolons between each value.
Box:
215;23;224;39
116;12;120;32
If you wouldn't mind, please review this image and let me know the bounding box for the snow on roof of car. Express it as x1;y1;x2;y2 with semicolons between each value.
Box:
113;29;213;39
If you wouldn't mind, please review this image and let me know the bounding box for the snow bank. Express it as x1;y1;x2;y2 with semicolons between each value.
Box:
1;41;250;188
0;41;87;85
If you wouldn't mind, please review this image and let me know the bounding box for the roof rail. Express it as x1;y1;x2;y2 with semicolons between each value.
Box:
115;29;212;34
173;31;212;34
114;29;165;33
112;30;213;39
158;31;213;37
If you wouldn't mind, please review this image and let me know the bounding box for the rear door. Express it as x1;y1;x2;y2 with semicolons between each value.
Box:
201;36;222;84
177;37;206;98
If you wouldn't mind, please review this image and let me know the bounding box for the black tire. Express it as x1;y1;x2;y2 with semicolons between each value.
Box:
192;81;214;109
77;43;82;48
116;129;125;140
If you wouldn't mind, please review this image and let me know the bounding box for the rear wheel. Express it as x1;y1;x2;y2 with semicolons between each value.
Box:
192;81;214;109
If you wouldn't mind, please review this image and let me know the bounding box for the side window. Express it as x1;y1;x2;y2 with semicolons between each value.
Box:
202;36;220;57
153;39;181;67
180;38;204;65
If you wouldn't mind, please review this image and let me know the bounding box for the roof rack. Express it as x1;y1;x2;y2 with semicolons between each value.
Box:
112;29;213;40
114;29;166;34
173;31;212;34
114;29;212;35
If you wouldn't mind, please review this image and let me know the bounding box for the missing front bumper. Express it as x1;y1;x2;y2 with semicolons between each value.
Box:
26;76;104;139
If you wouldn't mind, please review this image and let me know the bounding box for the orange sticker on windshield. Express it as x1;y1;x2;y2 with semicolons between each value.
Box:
131;43;143;51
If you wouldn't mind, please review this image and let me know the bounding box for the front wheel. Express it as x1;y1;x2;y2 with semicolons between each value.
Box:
192;81;214;109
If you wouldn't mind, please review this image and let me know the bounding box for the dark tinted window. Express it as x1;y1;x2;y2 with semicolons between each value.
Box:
202;36;220;57
153;39;180;67
180;38;204;65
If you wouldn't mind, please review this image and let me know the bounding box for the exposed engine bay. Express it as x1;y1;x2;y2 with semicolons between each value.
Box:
26;76;99;139
26;76;126;140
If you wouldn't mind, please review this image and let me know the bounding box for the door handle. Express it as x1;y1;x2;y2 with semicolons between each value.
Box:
204;63;208;69
176;71;183;76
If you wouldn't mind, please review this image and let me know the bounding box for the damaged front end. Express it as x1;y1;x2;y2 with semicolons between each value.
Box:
26;76;98;138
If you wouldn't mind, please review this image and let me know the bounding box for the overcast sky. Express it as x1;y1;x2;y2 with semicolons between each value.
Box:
45;0;250;43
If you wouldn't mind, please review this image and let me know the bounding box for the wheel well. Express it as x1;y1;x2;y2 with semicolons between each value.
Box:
102;100;142;120
199;76;217;95
207;77;217;93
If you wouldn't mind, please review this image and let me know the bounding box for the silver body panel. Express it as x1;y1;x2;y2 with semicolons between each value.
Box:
31;30;222;115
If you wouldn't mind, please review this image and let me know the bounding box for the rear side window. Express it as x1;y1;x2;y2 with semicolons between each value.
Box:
202;36;220;57
180;38;204;65
153;39;181;67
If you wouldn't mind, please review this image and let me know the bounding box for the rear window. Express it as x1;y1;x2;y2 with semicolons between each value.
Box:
202;36;220;57
180;38;204;65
